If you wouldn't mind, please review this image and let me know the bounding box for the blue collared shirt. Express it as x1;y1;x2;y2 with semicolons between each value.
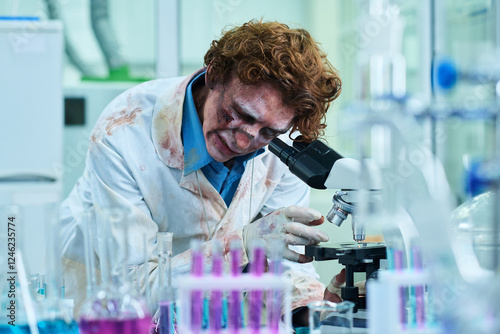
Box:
181;72;264;206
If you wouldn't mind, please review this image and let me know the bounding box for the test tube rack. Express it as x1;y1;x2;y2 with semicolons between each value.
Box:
177;273;292;334
367;270;441;334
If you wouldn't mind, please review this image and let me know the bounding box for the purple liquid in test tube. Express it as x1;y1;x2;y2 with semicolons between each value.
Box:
229;240;242;333
210;241;224;333
79;316;152;334
394;249;406;327
191;240;204;334
412;246;425;328
159;301;174;334
267;242;284;334
249;243;265;334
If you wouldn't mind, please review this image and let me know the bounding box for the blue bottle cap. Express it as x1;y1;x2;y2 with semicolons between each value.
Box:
434;57;458;90
295;327;310;334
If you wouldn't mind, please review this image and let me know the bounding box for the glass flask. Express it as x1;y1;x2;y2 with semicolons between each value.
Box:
449;191;500;276
78;206;152;334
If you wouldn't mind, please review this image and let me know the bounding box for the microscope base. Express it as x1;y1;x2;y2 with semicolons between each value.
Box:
305;243;387;312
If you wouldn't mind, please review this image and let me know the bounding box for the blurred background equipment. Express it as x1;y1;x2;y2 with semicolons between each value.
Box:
0;19;63;276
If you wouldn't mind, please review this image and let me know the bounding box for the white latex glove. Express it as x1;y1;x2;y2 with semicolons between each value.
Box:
324;268;366;303
243;206;329;263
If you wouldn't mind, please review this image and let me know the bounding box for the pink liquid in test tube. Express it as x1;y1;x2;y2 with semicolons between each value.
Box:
229;241;242;333
412;246;425;328
210;241;224;333
267;242;284;334
249;243;265;334
79;316;152;334
191;240;203;334
394;249;406;327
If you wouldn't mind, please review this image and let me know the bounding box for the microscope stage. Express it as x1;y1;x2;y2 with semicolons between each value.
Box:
305;242;386;261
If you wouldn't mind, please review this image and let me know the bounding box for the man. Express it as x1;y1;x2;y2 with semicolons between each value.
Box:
60;19;342;326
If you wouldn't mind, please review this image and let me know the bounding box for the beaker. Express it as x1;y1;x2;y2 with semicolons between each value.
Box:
308;300;355;334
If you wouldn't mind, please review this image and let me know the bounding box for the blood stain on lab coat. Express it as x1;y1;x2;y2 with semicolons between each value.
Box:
105;96;143;135
265;176;276;188
105;109;141;135
155;109;183;167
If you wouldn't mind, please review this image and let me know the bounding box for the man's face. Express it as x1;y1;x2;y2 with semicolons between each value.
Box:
201;75;295;163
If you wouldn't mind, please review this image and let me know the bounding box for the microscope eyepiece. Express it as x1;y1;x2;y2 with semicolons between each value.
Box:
269;137;343;189
268;138;298;167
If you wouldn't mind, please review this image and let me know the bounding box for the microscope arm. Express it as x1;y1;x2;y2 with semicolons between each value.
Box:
269;137;381;241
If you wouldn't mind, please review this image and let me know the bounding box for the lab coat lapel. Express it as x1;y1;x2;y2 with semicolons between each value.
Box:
151;69;206;170
178;171;226;210
179;170;227;240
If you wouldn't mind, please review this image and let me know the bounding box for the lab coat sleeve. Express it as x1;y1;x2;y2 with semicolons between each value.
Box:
87;136;160;289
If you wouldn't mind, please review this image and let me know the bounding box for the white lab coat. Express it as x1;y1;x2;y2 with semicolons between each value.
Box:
60;69;325;316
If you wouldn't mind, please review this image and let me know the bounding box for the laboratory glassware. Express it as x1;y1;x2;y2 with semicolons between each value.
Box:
0;205;40;333
308;300;354;334
209;240;223;333
248;240;265;333
78;206;152;334
267;241;285;334
157;231;175;334
228;239;242;332
36;204;79;333
190;239;204;334
177;243;293;334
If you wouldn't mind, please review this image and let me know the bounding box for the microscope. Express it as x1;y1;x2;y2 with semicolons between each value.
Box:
269;137;386;312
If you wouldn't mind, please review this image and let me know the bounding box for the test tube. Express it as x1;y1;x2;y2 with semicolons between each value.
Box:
158;232;174;334
249;240;265;333
38;275;46;300
267;241;285;333
411;245;425;328
393;248;406;327
143;233;153;328
82;208;97;298
228;240;242;333
210;240;223;333
190;239;204;334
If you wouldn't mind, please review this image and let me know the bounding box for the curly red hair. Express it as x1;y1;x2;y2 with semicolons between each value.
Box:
204;20;341;142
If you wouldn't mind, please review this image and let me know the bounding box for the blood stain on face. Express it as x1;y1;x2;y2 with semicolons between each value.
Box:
217;108;234;124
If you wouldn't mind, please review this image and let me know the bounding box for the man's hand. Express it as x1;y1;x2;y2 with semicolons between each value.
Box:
324;268;367;303
243;206;329;263
324;268;345;303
